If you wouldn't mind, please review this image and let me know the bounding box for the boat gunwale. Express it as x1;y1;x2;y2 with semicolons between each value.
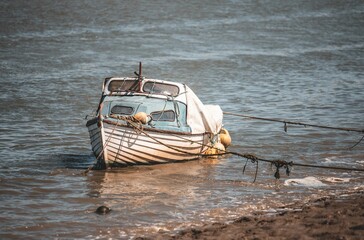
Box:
102;118;209;136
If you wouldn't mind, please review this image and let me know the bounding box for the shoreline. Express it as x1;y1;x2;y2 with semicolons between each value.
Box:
138;190;364;240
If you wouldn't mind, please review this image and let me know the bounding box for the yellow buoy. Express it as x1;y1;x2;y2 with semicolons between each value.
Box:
204;142;225;158
219;128;231;148
205;147;217;156
214;142;226;153
134;112;148;124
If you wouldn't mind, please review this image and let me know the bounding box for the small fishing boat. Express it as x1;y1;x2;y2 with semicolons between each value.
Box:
86;63;231;169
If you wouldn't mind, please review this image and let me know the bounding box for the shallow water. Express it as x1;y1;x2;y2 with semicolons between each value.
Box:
1;0;364;239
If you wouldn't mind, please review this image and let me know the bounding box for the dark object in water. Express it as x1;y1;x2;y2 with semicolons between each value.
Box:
96;206;111;215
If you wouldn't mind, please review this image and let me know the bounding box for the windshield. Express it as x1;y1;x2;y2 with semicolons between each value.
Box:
108;80;139;92
143;82;179;96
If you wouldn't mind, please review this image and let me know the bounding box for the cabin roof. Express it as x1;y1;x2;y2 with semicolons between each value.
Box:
103;77;188;103
103;77;185;94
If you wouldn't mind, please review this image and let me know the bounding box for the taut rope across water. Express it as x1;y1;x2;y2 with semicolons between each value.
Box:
223;111;364;150
85;116;364;182
223;112;364;133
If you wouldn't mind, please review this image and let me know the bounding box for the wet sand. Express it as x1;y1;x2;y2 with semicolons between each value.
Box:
139;190;364;240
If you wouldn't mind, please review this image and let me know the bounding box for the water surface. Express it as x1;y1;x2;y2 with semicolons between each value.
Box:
1;0;363;239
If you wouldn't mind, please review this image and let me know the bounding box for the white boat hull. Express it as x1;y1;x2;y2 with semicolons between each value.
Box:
87;118;210;168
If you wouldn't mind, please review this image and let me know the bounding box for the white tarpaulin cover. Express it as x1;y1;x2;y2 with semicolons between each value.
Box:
185;85;223;134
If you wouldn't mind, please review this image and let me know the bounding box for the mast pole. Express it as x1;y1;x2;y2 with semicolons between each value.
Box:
138;62;142;92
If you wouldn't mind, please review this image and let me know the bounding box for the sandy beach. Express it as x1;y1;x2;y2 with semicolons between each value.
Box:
138;190;364;240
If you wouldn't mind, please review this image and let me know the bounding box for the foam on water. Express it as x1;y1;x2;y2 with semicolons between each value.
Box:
323;177;351;183
284;177;327;187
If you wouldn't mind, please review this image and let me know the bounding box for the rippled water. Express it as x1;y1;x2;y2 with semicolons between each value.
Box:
1;0;363;239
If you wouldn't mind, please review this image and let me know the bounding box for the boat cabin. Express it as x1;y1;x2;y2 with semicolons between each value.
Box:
100;78;191;132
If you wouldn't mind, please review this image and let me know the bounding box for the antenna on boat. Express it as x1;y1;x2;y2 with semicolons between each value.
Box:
139;62;142;78
134;62;143;92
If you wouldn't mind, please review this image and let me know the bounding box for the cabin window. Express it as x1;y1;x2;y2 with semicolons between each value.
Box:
143;82;179;96
110;105;134;115
150;110;176;122
108;80;139;92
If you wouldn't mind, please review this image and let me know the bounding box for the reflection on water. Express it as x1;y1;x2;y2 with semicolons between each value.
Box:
83;160;275;237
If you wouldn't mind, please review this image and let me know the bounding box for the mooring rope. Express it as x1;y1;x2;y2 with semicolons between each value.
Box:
349;135;364;150
223;111;364;133
85;115;364;181
120;116;203;156
223;111;364;150
221;151;364;182
110;116;364;181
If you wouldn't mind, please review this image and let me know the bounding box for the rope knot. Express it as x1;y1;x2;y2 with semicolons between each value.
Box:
271;160;293;179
